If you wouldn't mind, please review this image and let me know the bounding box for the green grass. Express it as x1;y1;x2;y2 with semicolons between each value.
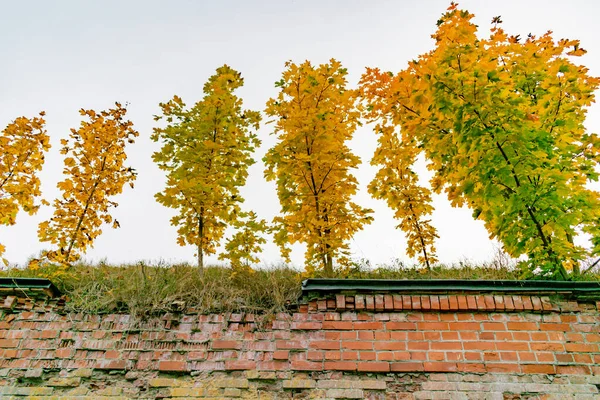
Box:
1;257;598;316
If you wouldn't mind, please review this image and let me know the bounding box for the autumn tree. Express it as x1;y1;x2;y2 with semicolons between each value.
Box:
264;59;373;276
360;3;600;279
37;103;138;267
219;211;270;272
152;65;261;273
0;113;50;264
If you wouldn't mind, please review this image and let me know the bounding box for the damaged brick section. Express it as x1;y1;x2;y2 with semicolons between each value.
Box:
0;285;599;398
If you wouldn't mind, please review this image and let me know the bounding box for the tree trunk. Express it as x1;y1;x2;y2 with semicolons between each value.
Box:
198;213;204;277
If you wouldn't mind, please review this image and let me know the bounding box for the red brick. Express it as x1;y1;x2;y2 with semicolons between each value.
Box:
273;350;289;360
486;363;520;373
41;330;59;339
390;362;423;372
358;331;373;340
386;322;416;330
522;364;556;374
439;296;450;311
257;360;289;370
335;294;346;310
276;340;306;350
507;322;538;331
511;296;524;310
448;296;459;311
326;299;336;309
448;322;479;331
56;348;74;358
325;361;356;371
522;296;534;310
475;296;486;310
358;361;389;372
374;342;406;351
290;360;321;370
466;296;477;310
496;342;530;351
424;362;457;372
322;351;340;361
459;363;485;373
359;351;376;360
464;342;495;351
317;300;327;311
420;296;431;310
393;295;403;310
407;341;429;350
365;296;375;310
212;340;242;350
456;295;468;310
557;365;591;375
411;296;421;310
322;321;352;330
482;322;505;331
354;321;383;330
531;296;543;311
159;360;187;372
291;322;322;330
539;323;570;331
417;322;448;330
430;342;462;350
225;360;256;370
483;295;495;310
307;351;324;361
565;343;598;352
400;295;410;309
355;295;365;310
384;295;394;310
0;339;19;348
375;295;385;311
530;342;564;352
309;341;340;350
343;341;373;350
430;296;440;311
341;351;358;360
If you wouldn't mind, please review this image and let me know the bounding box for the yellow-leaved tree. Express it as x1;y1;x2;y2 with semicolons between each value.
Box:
37;103;138;267
152;65;261;273
0;113;50;265
264;59;373;277
360;3;600;279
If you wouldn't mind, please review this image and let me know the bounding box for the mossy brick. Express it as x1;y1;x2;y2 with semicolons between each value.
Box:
169;387;204;397
224;387;242;397
68;368;93;378
96;387;123;396
47;377;81;387
326;388;364;398
149;378;191;387
214;378;249;388
0;387;54;395
283;378;316;389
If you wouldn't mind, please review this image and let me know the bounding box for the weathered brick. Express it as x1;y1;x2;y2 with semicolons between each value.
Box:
214;378;249;388
282;378;316;389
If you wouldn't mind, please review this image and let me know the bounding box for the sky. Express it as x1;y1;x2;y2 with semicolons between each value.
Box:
1;0;599;269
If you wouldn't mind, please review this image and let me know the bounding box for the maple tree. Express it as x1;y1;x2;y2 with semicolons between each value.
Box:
265;59;373;276
360;3;600;279
37;104;138;267
219;211;270;272
152;65;261;273
0;113;50;265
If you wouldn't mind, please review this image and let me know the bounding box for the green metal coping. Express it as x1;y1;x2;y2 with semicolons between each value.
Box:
0;277;61;298
302;279;600;299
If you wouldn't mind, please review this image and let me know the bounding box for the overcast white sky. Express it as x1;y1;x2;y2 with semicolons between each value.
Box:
1;0;599;269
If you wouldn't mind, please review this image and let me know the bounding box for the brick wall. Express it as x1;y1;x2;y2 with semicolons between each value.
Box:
0;292;599;399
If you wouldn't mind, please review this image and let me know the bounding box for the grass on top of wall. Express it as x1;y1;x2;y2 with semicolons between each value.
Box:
1;257;598;316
